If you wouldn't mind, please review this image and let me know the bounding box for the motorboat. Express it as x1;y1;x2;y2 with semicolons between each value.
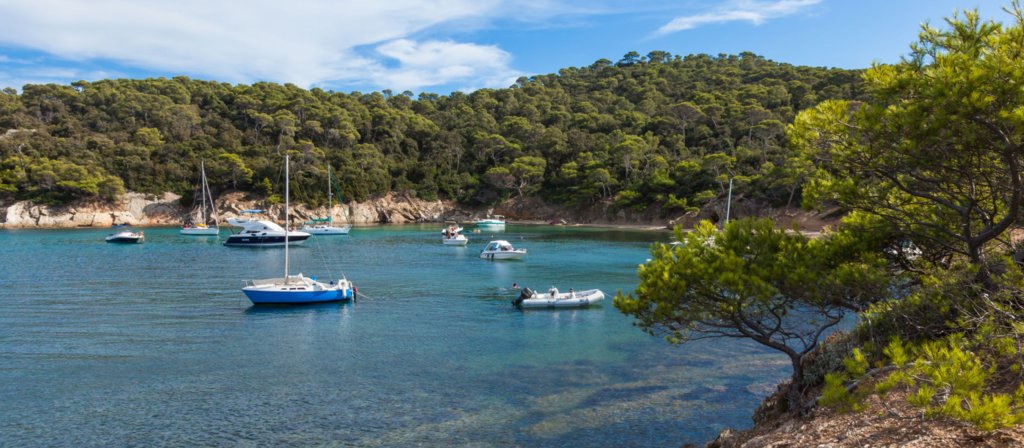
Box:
301;165;351;235
480;240;526;260
106;230;144;244
513;287;604;309
241;155;354;305
181;160;220;235
224;219;310;247
441;221;468;246
472;215;506;227
443;234;469;246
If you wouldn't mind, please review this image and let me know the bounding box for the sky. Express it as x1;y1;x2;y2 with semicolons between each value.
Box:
0;0;1012;94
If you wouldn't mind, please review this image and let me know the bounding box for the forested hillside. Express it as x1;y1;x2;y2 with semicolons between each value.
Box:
0;51;861;210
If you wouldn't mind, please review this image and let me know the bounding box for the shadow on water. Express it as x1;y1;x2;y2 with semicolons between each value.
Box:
243;301;354;315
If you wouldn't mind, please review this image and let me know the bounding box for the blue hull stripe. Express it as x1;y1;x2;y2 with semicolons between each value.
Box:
244;288;352;304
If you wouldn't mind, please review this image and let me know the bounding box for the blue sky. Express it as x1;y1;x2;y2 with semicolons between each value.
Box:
0;0;1011;94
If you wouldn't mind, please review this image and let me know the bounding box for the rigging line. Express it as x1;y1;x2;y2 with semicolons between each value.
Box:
352;290;378;301
311;231;336;281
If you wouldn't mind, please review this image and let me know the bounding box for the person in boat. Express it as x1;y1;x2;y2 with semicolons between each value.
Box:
568;288;574;298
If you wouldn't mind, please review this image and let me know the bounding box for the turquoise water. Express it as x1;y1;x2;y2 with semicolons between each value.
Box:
0;225;787;446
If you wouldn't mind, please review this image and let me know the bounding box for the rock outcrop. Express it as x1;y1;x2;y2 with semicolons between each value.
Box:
214;191;471;225
705;384;1024;447
0;192;183;229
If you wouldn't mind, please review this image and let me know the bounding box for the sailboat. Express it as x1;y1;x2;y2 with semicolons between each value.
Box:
242;155;355;305
301;165;352;235
180;160;220;235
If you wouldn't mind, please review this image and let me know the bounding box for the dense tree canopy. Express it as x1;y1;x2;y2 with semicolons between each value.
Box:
619;4;1024;427
792;6;1024;269
0;52;860;208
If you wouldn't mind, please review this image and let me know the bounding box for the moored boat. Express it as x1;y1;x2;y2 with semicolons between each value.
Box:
472;215;505;227
241;155;354;305
224;219;310;247
513;287;604;309
181;160;220;235
300;165;351;235
480;240;526;259
441;221;468;246
106;230;144;244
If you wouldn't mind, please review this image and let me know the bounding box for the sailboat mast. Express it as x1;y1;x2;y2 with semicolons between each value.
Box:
328;166;333;224
284;155;290;283
200;160;208;224
204;162;218;229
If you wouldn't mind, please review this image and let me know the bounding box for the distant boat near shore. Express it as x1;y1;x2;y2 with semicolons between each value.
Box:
472;215;505;228
106;230;144;244
301;165;351;235
181;160;220;236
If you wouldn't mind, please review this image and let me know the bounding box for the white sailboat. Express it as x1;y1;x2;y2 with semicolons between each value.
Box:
241;155;354;305
301;165;351;235
180;160;219;235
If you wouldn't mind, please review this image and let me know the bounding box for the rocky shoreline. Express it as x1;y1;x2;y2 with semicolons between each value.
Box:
0;190;840;231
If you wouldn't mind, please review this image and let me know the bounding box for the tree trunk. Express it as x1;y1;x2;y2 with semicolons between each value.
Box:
786;354;805;413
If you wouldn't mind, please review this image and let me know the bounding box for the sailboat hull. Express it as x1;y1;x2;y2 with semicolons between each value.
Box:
243;287;352;304
302;225;351;235
224;234;310;247
180;227;219;235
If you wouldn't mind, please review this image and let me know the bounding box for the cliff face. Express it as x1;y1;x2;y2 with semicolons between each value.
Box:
0;192;184;228
0;191;468;229
215;191;470;225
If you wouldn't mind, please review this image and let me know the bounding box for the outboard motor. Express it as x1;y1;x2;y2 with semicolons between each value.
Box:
513;287;534;307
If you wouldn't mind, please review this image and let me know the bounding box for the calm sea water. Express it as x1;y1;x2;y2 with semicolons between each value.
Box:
0;225;787;447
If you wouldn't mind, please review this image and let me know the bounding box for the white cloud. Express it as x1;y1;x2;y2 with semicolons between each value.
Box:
657;0;820;34
0;0;527;91
364;39;521;91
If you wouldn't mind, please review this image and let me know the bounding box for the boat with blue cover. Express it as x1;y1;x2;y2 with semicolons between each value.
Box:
241;155;354;305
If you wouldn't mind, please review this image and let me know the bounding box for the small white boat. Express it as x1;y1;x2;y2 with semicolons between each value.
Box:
441;221;468;246
106;230;144;244
480;240;526;260
513;287;604;309
473;215;506;227
443;234;469;246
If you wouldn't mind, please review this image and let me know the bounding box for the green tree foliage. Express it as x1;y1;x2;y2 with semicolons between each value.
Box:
791;5;1024;268
615;218;890;409
0;155;123;203
0;53;860;206
790;5;1024;429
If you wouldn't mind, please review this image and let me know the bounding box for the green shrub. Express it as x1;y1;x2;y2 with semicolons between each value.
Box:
844;348;869;377
820;372;861;412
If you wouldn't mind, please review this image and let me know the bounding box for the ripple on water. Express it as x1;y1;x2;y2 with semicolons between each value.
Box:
0;225;788;446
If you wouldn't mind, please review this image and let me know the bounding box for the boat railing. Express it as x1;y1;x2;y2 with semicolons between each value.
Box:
245;278;286;287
